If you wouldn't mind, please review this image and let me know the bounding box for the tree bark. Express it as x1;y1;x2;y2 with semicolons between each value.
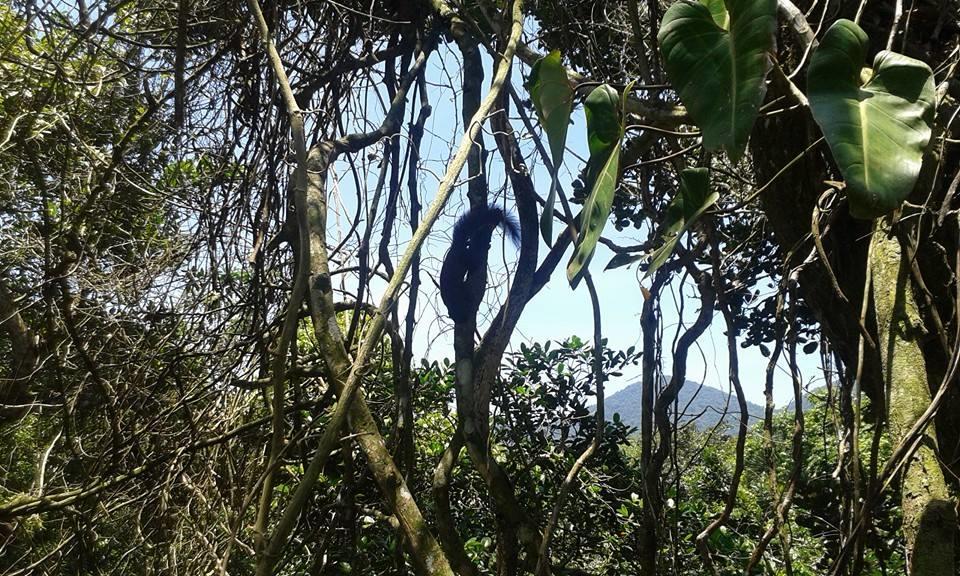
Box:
871;218;956;576
0;278;38;408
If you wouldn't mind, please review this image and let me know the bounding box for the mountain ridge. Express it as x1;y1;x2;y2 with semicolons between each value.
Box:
599;379;766;431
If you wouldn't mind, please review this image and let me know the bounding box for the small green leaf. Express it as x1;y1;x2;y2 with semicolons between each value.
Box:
605;252;645;271
646;168;717;277
567;84;622;289
657;0;777;160
528;50;574;244
807;19;936;218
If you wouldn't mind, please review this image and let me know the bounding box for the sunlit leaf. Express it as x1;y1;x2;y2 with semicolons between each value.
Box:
807;19;936;218
567;84;622;289
528;50;574;244
657;0;777;160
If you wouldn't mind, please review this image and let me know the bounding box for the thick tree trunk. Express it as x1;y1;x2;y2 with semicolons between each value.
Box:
751;73;959;576
304;145;455;576
871;219;956;576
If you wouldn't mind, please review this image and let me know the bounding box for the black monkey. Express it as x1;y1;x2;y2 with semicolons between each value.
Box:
439;203;520;323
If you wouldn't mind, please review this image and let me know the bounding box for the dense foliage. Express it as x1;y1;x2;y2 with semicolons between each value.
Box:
1;0;958;575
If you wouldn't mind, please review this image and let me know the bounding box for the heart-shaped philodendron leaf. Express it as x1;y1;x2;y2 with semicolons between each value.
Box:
646;168;717;278
567;84;623;289
528;50;574;245
657;0;777;161
807;19;936;219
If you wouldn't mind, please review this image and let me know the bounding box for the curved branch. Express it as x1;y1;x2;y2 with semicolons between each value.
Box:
696;234;750;574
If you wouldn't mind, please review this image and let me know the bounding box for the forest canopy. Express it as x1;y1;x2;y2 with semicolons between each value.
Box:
1;0;959;575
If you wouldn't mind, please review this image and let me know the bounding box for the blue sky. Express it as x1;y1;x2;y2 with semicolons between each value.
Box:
325;43;819;406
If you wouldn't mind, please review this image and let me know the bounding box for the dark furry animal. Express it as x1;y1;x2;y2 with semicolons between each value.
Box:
439;204;520;323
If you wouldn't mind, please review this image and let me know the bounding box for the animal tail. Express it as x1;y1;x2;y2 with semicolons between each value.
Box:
451;203;520;247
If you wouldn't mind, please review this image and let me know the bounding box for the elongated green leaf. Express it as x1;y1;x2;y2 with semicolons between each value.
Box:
657;0;776;160
567;84;622;289
583;85;622;182
807;19;936;219
646;168;717;277
528;50;574;244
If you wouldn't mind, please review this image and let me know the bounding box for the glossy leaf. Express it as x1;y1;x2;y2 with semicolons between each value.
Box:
657;0;776;160
567;84;622;289
807;19;936;219
528;50;574;244
646;168;717;278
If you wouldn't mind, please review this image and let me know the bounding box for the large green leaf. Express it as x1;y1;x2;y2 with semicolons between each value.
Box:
657;0;777;160
567;84;622;289
807;19;936;219
528;50;574;244
646;168;717;278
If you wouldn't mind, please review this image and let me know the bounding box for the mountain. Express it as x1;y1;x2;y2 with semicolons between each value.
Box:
600;379;765;432
785;388;818;413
